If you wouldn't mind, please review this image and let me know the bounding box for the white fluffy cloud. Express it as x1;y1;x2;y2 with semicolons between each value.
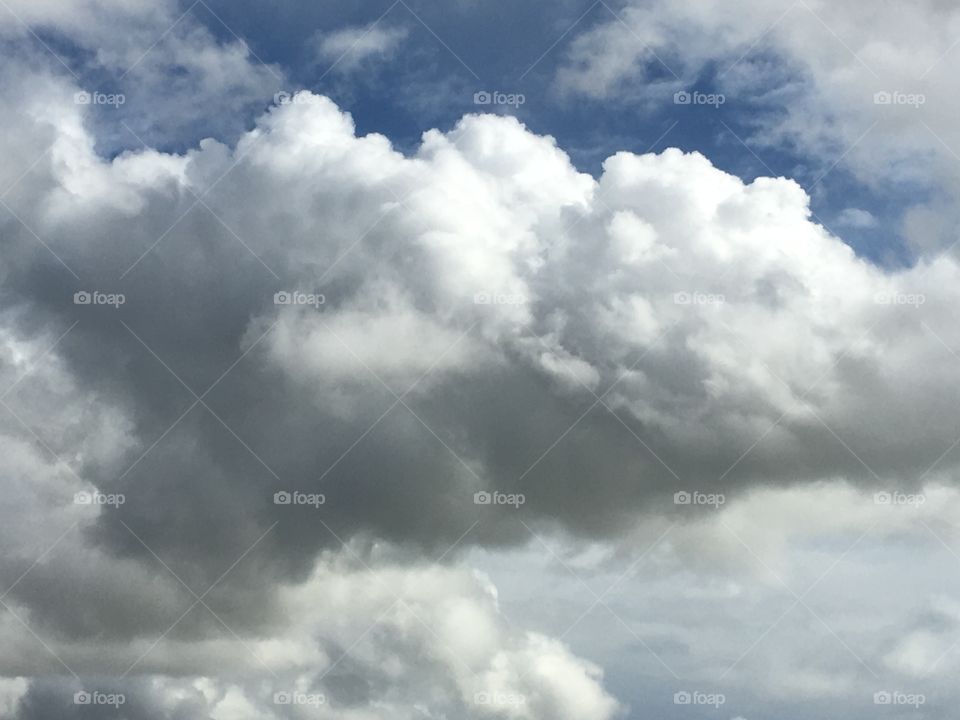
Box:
555;0;960;253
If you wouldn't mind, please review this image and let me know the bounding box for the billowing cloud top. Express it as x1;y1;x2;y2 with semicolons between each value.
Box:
3;7;960;712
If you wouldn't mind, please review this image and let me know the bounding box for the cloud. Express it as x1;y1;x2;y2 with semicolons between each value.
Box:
469;480;960;715
4;551;620;719
0;0;282;149
836;208;878;229
5;83;960;587
552;0;960;254
314;23;409;72
4;5;960;710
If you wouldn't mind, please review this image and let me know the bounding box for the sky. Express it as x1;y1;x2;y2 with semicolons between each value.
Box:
1;0;960;718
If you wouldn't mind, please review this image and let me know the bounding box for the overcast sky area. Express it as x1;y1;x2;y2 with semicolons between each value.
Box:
2;0;960;718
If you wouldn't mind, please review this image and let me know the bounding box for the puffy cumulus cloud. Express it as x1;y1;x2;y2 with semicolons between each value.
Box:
5;84;960;581
3;554;619;720
554;0;960;252
6;73;960;717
